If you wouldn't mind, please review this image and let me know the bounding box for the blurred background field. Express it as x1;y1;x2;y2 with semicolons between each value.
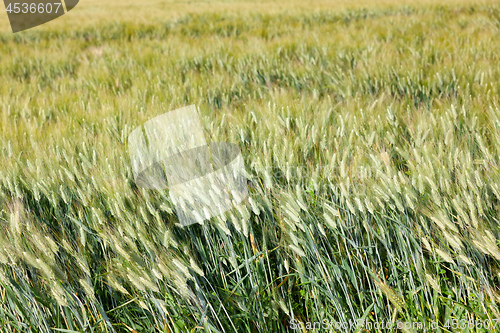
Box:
0;0;495;31
1;0;500;332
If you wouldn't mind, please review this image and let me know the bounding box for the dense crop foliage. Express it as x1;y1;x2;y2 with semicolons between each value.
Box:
1;0;500;331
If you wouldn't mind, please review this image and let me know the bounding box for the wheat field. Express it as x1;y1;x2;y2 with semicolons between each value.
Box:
1;0;500;332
